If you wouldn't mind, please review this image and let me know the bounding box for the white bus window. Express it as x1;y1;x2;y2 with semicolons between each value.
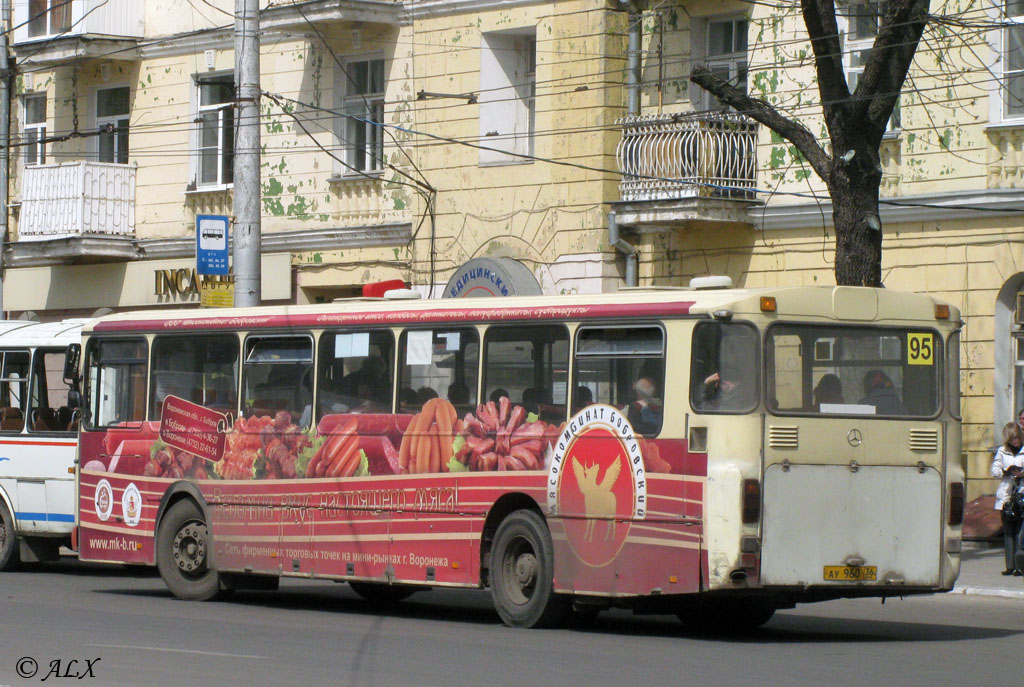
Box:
317;330;394;419
483;325;569;424
85;339;147;428
242;336;313;428
691;322;760;414
766;324;941;418
29;349;75;432
574;326;665;436
151;335;239;419
0;351;29;431
399;328;479;415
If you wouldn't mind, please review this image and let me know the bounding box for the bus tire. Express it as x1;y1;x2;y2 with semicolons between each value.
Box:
0;501;19;571
677;597;775;633
156;500;223;601
489;509;568;628
348;581;418;603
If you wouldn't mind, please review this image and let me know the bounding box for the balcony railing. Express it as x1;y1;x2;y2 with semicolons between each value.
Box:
616;113;758;202
19;162;136;241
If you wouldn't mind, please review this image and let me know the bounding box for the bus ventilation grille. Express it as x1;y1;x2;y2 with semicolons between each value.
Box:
767;426;799;449
908;428;939;453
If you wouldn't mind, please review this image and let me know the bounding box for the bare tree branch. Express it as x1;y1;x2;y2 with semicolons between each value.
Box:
690;64;833;183
800;0;851;124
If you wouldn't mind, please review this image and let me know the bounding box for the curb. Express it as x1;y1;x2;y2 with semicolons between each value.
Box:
950;586;1024;599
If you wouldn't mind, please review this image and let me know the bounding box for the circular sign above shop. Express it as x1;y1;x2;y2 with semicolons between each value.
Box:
443;257;542;298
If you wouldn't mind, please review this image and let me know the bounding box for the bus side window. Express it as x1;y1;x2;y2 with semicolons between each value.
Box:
242;336;312;428
398;328;479;416
85;339;147;428
30;349;74;432
574;326;665;436
482;324;569;424
690;322;759;414
317;330;395;422
0;351;29;432
150;335;239;420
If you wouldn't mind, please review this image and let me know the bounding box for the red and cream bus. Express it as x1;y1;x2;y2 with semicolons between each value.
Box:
75;285;963;629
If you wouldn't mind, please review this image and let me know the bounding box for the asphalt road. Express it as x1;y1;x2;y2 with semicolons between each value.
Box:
0;559;1020;687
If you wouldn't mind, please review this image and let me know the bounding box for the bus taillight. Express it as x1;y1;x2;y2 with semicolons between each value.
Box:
742;479;761;524
948;482;965;526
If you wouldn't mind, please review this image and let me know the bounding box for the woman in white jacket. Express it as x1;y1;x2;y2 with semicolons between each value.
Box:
992;421;1024;575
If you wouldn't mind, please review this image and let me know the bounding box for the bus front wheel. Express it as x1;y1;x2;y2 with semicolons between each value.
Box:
489;510;568;628
156;500;224;601
0;501;19;571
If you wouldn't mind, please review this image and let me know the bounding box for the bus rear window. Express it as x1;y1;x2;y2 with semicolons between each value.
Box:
767;324;941;418
690;322;759;414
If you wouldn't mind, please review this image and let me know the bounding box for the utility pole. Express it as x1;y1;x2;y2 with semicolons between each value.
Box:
0;0;12;317
233;0;261;306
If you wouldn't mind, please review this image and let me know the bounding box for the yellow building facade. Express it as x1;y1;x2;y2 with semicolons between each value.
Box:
3;0;1021;497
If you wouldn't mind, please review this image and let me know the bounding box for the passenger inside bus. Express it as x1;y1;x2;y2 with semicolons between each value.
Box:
813;374;844;409
627;376;662;435
701;371;748;410
572;385;593;414
521;387;540;415
447;381;470;404
858;369;906;415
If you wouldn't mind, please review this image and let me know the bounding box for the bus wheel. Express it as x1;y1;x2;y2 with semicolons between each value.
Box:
490;510;568;628
677;597;775;633
348;581;418;603
156;500;223;601
0;502;19;571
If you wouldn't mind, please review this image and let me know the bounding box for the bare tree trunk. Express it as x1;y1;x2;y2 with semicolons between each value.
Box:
830;141;883;287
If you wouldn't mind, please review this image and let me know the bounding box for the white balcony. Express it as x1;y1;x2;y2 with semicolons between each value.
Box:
12;0;143;65
12;162;137;264
616;113;758;202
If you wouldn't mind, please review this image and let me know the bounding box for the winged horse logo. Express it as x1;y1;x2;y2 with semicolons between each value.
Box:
571;455;622;542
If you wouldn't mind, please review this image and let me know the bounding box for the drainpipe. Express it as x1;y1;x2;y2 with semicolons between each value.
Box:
621;0;642;116
0;0;10;317
608;211;637;287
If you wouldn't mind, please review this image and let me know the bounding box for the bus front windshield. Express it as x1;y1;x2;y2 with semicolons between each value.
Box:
767;324;942;418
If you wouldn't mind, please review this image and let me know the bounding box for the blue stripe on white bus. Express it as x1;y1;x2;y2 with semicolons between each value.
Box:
14;512;75;523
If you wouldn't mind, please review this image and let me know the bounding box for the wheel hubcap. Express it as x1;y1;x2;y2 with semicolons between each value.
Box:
502;536;538;605
172;520;208;575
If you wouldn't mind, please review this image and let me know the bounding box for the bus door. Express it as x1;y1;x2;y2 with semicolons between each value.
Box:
27;348;79;532
761;324;944;588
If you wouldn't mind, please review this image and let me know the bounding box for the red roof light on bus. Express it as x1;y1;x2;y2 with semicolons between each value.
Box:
363;279;407;298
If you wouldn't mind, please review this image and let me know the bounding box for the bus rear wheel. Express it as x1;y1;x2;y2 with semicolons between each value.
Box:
157;500;223;601
0;502;19;571
490;510;568;628
348;581;418;603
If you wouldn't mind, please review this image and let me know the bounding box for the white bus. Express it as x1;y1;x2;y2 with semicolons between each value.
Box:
0;319;83;570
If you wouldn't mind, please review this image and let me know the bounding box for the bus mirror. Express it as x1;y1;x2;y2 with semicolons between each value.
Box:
63;344;81;387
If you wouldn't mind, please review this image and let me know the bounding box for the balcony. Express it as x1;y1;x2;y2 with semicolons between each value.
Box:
613;113;760;227
9;162;138;266
12;0;143;66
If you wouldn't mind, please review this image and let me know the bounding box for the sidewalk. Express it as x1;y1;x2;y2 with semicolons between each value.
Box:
953;540;1024;599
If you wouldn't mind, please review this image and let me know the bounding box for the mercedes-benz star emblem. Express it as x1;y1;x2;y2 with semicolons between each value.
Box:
847;428;863;447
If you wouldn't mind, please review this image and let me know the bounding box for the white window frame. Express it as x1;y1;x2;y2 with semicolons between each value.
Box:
998;0;1024;123
333;55;386;177
93;85;130;164
689;15;748;112
27;0;71;39
839;1;900;132
192;72;234;189
478;28;536;166
23;94;46;166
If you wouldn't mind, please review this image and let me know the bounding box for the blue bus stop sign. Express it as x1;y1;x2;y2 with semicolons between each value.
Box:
196;215;229;276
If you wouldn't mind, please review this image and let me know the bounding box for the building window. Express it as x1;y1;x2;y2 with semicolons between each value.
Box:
196;74;234;187
97;86;129;164
841;1;900;130
336;58;385;174
703;17;748;110
1007;0;1024;118
28;0;71;39
479;30;536;165
24;94;46;166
